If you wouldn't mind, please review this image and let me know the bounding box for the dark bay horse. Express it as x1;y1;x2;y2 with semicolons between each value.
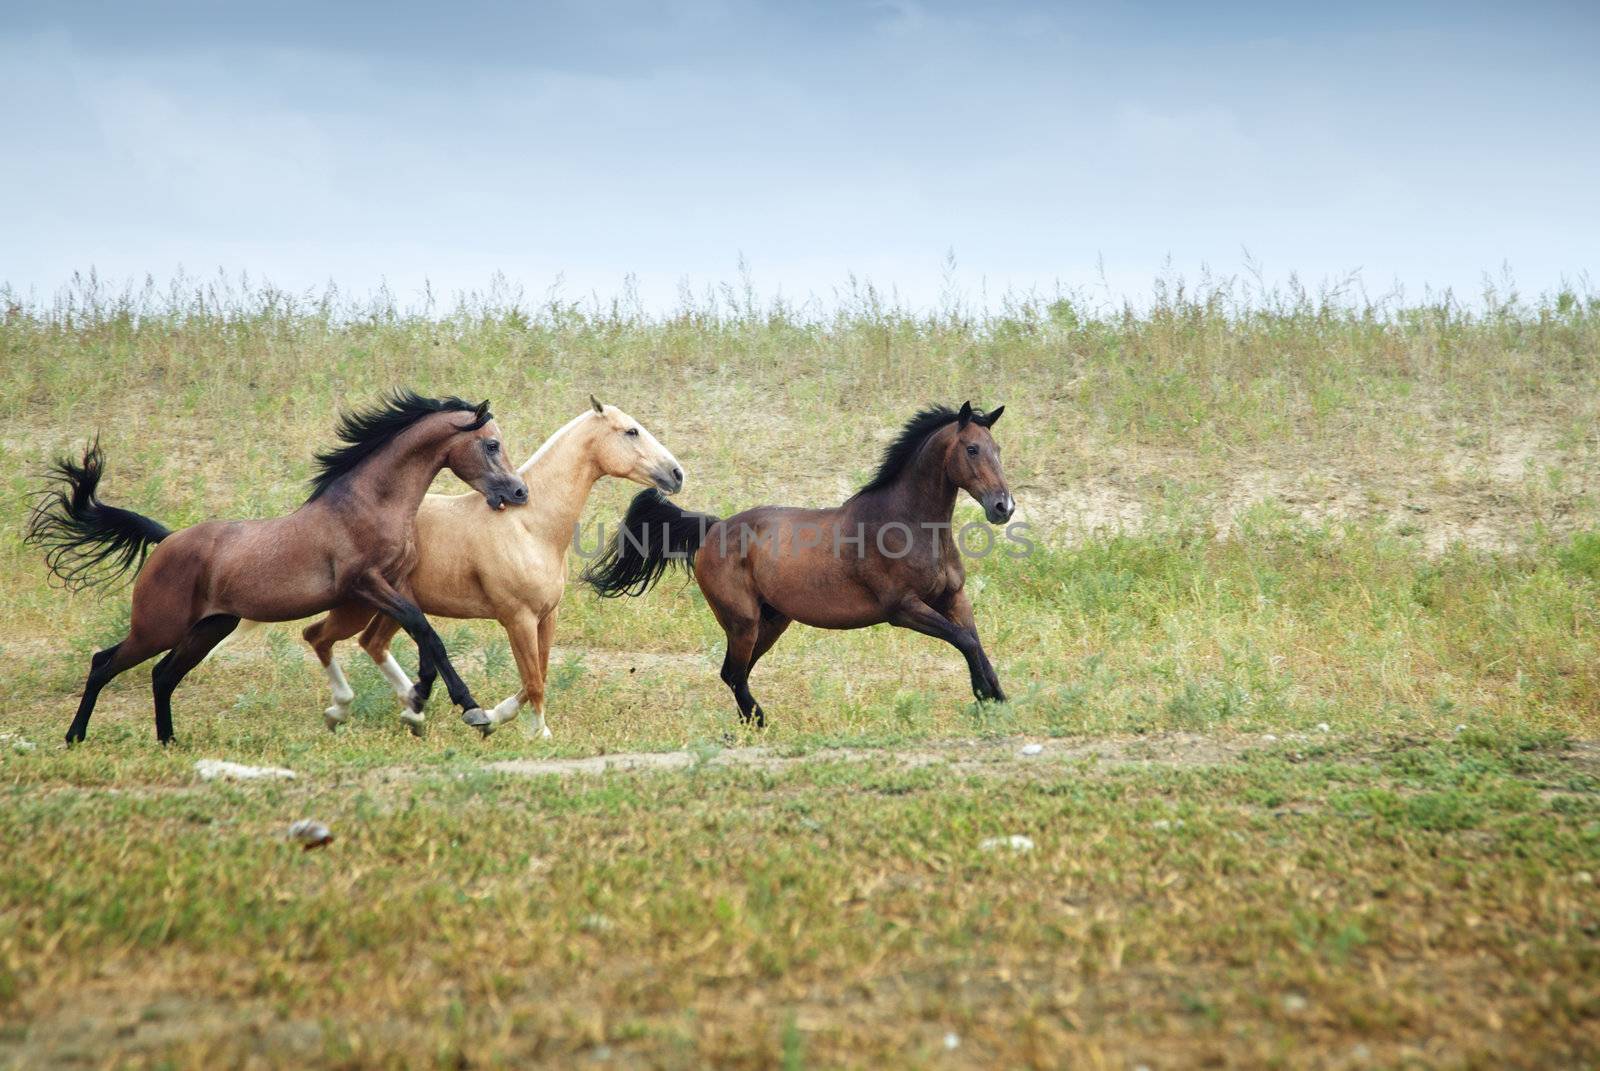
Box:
584;402;1014;726
25;390;529;744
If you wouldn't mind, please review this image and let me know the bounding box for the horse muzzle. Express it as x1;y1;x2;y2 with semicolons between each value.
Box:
485;477;530;511
982;492;1015;525
653;464;685;495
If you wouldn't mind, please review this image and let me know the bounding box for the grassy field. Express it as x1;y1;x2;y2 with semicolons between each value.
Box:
2;274;1599;1067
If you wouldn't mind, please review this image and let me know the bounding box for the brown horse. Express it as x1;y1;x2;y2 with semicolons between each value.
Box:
293;396;684;738
25;391;528;744
583;402;1014;726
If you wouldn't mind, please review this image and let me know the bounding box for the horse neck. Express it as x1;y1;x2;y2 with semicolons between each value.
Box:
514;414;604;549
356;417;459;518
871;432;959;526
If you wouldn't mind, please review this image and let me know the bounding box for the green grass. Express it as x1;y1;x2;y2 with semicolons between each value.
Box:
2;736;1596;1067
1;273;1598;1067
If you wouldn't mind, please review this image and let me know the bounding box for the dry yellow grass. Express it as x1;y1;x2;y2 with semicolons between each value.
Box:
1;274;1598;1067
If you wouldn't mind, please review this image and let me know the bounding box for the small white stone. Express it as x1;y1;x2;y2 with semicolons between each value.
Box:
1574;871;1594;885
1261;733;1278;743
943;1032;961;1051
0;732;36;753
195;759;296;781
1315;723;1331;733
1019;743;1044;756
580;913;615;933
287;819;333;849
979;835;1035;853
1282;993;1308;1012
1454;724;1468;734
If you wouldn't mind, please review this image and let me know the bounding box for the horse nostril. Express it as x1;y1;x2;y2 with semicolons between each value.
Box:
672;467;683;483
513;486;528;503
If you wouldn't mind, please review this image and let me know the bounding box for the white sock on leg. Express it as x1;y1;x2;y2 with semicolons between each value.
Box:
489;693;521;727
323;661;354;730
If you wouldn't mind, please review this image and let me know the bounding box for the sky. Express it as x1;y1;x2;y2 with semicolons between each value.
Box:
3;0;1597;312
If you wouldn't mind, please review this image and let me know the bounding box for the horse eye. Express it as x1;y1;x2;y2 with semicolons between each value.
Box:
626;428;640;437
966;444;979;457
485;440;500;454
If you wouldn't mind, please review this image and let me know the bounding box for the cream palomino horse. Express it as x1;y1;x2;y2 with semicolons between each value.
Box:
298;396;684;736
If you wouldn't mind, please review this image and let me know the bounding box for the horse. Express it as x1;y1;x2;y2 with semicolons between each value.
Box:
583;401;1014;726
293;395;684;737
24;390;529;744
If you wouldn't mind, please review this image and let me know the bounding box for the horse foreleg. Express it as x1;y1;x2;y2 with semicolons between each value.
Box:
355;575;487;733
532;607;559;737
943;589;1005;702
889;594;1004;703
357;614;421;733
485;610;541;736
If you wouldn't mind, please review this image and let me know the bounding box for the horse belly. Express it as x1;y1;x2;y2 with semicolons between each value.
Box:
750;544;883;630
204;520;342;621
410;527;549;621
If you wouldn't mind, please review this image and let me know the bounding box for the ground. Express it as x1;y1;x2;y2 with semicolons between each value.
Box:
1;279;1598;1068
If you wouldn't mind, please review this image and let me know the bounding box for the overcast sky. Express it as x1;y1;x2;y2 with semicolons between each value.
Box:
3;0;1597;311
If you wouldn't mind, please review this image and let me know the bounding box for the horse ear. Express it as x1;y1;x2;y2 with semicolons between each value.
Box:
589;393;604;414
958;401;974;428
474;400;491;427
980;405;1004;427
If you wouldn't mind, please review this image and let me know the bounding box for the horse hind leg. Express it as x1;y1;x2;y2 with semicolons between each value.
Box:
151;615;239;745
717;623;761;726
703;566;780;728
718;605;790;729
358;614;424;735
302;605;373;732
65;636;163;744
739;607;791;728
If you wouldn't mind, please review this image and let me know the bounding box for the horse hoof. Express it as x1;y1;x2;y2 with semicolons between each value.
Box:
538;725;553;740
323;706;347;732
406;688;426;714
461;707;492;730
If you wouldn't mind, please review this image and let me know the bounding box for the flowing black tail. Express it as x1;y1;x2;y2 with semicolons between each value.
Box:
24;439;172;592
583;489;718;598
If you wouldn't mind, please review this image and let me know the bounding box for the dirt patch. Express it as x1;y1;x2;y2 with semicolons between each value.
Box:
1015;473;1147;536
485;731;1269;779
1019;423;1598;553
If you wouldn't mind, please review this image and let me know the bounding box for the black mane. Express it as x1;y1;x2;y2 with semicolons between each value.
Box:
307;389;490;502
854;405;963;496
